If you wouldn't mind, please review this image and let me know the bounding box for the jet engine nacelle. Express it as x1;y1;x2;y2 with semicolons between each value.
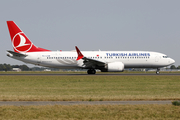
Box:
105;62;124;72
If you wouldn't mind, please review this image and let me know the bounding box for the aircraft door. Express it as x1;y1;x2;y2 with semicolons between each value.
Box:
155;56;159;62
155;56;161;62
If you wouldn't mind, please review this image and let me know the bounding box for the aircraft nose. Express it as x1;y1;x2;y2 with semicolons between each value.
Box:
170;58;175;64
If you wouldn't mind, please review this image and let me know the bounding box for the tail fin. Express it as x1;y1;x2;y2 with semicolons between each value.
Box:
7;21;50;53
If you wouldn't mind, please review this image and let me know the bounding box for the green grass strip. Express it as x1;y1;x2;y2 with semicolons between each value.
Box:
0;76;180;101
0;105;180;119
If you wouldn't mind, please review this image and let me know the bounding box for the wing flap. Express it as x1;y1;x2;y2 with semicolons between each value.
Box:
83;57;105;66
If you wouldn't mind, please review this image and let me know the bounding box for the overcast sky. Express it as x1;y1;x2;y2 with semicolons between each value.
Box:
0;0;179;67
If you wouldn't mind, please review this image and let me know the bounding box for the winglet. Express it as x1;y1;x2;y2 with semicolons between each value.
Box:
75;46;84;60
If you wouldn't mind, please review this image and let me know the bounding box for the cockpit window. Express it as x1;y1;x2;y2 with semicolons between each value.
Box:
163;56;169;58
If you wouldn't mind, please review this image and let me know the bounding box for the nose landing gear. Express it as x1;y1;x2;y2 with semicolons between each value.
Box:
156;68;160;74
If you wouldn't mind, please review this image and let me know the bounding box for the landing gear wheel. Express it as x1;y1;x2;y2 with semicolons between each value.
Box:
87;69;96;74
91;69;96;74
87;70;91;74
156;68;160;74
156;71;160;74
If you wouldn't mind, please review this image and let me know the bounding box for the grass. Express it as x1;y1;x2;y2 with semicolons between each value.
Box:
0;105;180;119
172;101;180;106
0;74;180;119
0;75;180;101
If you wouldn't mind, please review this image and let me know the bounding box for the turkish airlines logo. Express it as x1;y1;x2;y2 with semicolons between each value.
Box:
12;32;32;52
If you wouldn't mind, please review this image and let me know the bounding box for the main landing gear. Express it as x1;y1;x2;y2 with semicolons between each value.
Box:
87;69;96;74
156;68;160;74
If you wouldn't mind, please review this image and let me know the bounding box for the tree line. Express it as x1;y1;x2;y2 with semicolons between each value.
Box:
0;64;60;71
0;64;30;71
170;65;180;69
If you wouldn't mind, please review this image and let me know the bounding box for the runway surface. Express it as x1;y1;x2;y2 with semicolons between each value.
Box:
0;101;172;106
0;73;180;76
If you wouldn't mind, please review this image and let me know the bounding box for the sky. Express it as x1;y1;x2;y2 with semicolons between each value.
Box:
0;0;179;67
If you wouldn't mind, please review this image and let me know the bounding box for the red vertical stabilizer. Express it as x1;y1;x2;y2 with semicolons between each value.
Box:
7;21;50;53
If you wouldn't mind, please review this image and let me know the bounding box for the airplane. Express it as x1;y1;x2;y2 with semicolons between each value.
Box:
6;21;175;74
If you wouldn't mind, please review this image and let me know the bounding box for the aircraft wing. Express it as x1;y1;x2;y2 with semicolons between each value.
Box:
75;46;105;68
7;50;27;57
82;57;105;68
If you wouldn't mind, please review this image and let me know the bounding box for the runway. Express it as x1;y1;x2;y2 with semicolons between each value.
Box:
0;101;172;106
0;73;180;76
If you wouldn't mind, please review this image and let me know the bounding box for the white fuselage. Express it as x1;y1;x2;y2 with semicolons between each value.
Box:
8;50;175;70
6;21;175;74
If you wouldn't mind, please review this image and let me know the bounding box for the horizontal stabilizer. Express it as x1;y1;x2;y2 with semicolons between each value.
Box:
7;50;27;57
